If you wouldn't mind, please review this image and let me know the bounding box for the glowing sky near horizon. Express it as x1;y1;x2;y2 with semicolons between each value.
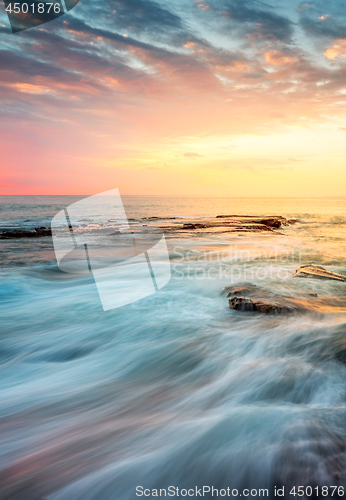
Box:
0;0;346;196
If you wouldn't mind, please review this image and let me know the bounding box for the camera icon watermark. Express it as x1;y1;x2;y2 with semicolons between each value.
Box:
51;189;171;311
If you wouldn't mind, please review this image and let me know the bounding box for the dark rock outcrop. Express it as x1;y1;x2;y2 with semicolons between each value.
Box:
182;223;207;230
257;218;282;228
332;329;346;364
0;227;52;239
222;283;260;297
159;215;292;234
223;281;320;315
229;296;298;314
215;215;286;227
294;265;346;282
142;216;180;220
335;347;346;364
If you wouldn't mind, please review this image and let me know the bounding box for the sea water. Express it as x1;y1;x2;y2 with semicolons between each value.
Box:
0;196;345;499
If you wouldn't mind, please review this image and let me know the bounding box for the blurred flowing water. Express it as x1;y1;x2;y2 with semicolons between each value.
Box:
0;196;345;499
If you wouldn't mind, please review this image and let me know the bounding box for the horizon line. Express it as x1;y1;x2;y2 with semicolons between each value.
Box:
1;194;346;199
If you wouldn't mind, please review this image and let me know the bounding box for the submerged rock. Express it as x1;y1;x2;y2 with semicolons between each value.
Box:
335;347;346;364
229;296;297;314
224;281;311;315
332;329;346;364
294;265;346;282
0;227;52;239
222;283;260;297
274;420;345;487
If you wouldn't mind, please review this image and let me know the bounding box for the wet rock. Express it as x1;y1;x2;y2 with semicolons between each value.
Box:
0;227;52;239
229;296;297;314
35;227;51;235
143;216;180;220
216;214;239;218
214;216;287;231
294;265;346;282
182;223;206;230
216;214;282;218
274;421;345;488
258;218;282;228
160;215;291;235
333;330;346;364
223;281;325;315
335;347;346;364
222;283;260;297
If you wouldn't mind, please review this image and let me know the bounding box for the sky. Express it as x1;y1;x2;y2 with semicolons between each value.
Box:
0;0;346;196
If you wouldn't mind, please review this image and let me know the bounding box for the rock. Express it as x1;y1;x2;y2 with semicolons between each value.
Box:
35;227;51;235
335;347;346;364
229;296;297;314
223;281;323;314
333;330;346;364
215;216;286;231
160;215;291;235
222;283;260;297
182;223;206;230
294;265;346;282
0;227;52;239
142;216;180;220
258;218;282;228
274;421;345;488
216;214;239;218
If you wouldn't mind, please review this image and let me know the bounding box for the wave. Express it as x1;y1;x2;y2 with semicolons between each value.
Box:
0;259;345;499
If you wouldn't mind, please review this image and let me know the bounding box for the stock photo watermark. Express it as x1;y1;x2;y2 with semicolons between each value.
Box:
51;189;171;312
171;246;302;282
3;0;79;33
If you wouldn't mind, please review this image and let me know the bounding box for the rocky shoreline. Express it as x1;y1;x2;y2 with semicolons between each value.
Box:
226;265;346;315
157;215;295;234
224;265;346;366
0;215;293;239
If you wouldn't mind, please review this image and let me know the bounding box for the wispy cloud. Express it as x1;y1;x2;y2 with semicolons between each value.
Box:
1;0;346;195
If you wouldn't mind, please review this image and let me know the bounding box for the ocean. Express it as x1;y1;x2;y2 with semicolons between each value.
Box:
0;196;345;499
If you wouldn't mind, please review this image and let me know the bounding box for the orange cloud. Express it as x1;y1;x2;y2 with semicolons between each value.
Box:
263;50;297;66
9;83;51;94
324;39;346;60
